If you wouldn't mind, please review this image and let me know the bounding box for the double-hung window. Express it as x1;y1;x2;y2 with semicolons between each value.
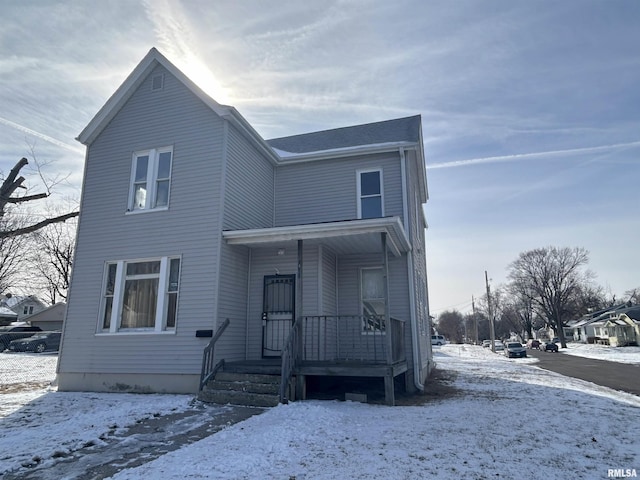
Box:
361;267;386;332
129;147;173;212
357;169;383;219
100;257;181;333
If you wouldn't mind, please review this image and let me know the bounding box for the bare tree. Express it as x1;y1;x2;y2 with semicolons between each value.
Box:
623;287;640;305
507;246;593;348
0;215;31;295
28;217;76;304
436;310;465;343
0;157;78;239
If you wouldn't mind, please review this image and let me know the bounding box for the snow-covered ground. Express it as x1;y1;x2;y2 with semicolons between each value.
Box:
560;342;640;364
1;346;639;479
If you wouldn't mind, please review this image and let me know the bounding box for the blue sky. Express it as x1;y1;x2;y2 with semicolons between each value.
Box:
1;0;638;315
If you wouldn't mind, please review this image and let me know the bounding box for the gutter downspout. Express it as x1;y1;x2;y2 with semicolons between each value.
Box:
400;148;424;392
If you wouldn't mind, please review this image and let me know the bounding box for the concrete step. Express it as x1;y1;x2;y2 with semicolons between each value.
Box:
198;388;280;408
215;371;281;385
198;371;282;407
207;379;279;395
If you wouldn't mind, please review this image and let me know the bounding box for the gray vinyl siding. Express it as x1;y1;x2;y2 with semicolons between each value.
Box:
274;153;403;226
405;149;431;370
60;64;225;377
215;120;276;361
222;122;275;230
244;245;319;359
215;242;250;361
335;253;413;365
321;246;337;316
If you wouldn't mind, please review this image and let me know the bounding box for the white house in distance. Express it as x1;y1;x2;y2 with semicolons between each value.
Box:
0;294;47;322
58;48;432;405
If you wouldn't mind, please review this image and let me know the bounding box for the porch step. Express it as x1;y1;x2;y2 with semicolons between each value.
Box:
198;371;281;408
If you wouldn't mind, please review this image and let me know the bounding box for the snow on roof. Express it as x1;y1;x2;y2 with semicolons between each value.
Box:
0;306;17;317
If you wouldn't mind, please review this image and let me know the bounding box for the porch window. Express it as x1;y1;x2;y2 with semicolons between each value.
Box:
128;147;173;212
357;169;383;219
361;267;386;331
99;257;181;333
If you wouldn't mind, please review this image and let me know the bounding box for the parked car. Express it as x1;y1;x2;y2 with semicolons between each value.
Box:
0;325;42;351
493;341;505;352
540;341;559;352
431;335;447;346
8;331;61;353
504;342;527;358
526;339;540;349
482;339;492;348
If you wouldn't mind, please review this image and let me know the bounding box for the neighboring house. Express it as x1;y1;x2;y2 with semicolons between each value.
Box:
0;306;18;326
24;303;66;331
601;306;640;347
58;48;433;405
0;295;47;322
568;304;630;343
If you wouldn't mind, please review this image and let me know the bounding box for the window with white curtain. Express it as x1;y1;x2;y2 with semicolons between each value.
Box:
100;257;180;333
361;267;386;332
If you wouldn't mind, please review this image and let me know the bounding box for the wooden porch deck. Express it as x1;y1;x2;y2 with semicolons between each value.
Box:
223;359;407;378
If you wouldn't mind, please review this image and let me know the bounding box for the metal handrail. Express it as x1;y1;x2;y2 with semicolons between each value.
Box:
299;315;406;364
198;318;230;391
279;318;302;403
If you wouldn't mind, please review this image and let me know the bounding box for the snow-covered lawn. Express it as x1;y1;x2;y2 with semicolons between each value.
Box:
560;342;640;364
1;346;639;479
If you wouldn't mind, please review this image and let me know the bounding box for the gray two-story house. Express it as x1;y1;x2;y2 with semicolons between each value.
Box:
58;48;432;405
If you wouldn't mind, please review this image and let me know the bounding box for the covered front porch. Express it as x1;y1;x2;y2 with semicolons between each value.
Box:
214;217;413;405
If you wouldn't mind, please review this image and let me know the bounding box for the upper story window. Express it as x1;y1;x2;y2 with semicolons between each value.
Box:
357;169;383;219
99;256;181;334
23;305;34;315
129;147;173;212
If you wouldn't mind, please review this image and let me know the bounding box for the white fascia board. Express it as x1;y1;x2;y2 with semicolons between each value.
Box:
221;108;280;165
273;141;418;164
223;216;411;256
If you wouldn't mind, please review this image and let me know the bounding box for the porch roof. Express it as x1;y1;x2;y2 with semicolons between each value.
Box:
222;216;411;257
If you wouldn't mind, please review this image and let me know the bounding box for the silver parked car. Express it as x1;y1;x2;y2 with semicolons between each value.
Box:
504;342;527;358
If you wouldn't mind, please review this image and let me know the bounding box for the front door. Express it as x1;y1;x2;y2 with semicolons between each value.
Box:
262;274;295;357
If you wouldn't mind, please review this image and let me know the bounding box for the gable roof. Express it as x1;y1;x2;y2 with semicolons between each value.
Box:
266;115;422;154
268;114;428;202
0;295;45;310
76;48;428;200
76;48;279;164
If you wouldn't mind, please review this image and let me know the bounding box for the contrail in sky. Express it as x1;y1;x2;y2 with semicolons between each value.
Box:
0;116;84;154
427;140;640;170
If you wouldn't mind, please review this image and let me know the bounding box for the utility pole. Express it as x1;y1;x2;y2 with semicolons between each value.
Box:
485;271;496;352
472;295;479;345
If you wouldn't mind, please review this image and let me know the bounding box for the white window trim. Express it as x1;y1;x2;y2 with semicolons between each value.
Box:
127;146;173;213
360;266;386;334
356;168;384;219
98;256;181;335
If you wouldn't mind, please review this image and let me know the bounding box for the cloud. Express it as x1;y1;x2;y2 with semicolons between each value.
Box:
140;0;231;103
0;116;84;155
426;140;640;170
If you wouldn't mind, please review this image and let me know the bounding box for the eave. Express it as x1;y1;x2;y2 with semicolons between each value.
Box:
223;216;411;257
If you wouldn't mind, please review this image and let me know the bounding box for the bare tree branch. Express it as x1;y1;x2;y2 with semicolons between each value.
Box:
0;157;79;238
0;211;79;239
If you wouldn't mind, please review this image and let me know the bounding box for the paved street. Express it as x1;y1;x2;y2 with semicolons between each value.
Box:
527;348;640;396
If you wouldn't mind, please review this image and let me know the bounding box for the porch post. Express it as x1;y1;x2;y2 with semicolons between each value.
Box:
295;239;306;400
382;232;395;406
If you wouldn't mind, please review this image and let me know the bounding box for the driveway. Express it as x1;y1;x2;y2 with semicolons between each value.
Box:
527;348;640;396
